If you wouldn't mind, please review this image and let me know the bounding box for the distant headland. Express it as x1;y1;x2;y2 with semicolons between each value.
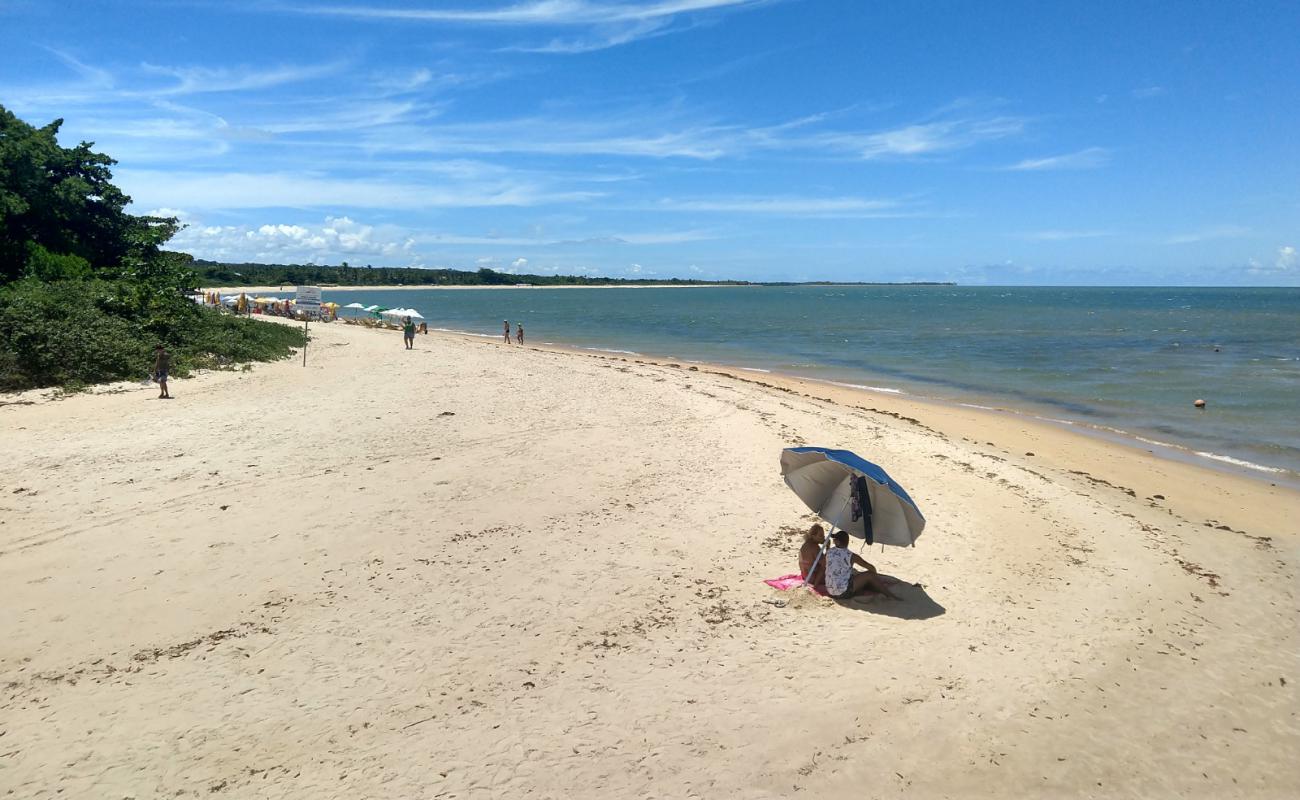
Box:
190;258;955;288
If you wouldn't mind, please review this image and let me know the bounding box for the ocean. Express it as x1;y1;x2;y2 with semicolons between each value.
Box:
322;285;1300;482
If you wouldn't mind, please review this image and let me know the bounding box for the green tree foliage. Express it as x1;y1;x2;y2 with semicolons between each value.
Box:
191;260;748;288
0;105;303;390
0;278;305;391
0;106;176;284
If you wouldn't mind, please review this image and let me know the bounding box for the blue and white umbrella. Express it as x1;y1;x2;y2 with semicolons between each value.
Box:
780;447;926;547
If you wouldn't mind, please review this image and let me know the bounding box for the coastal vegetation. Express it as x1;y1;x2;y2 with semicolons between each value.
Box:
0;106;304;391
192;260;749;288
193;260;952;288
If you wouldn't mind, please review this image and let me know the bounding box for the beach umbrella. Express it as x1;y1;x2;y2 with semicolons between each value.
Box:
780;447;925;547
342;302;366;310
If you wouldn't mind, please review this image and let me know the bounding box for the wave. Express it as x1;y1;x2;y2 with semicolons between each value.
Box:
741;367;773;373
432;327;497;339
828;380;904;395
582;347;641;356
1192;451;1286;474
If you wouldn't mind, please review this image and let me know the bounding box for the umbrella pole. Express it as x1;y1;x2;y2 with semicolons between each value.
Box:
801;529;832;589
798;492;853;590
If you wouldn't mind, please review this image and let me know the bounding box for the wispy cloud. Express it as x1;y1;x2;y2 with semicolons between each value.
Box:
1132;85;1165;99
136;60;347;96
116;169;602;210
1013;229;1114;241
1004;146;1110;171
655;195;908;217
1164;225;1249;245
40;46;114;87
285;0;769;25
416;229;714;246
511;17;676;53
281;0;774;52
817;117;1026;160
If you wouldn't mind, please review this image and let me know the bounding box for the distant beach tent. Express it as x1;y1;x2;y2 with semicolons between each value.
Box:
780;447;925;548
381;307;425;320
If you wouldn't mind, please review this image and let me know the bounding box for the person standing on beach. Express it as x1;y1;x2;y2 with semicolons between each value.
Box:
402;316;416;350
515;323;524;345
503;320;511;344
153;344;171;399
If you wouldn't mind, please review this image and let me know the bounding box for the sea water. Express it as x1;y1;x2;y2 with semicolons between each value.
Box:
325;285;1300;481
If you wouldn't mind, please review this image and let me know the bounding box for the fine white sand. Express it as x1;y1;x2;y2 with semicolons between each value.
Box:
3;319;1297;798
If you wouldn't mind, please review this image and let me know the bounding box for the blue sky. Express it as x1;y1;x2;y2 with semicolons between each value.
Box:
2;0;1297;284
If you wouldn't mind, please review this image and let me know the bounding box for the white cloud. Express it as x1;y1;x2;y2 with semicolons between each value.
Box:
285;0;770;52
136;60;347;96
1243;248;1296;277
832;117;1025;160
289;0;766;25
1132;86;1165;99
1004;146;1110;171
1014;229;1114;241
516;18;675;54
656;195;906;216
117;169;601;211
1164;225;1249;245
511;257;529;269
1254;245;1299;274
169;215;416;263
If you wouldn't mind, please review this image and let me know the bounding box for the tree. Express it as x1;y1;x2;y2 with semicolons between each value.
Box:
0;104;177;284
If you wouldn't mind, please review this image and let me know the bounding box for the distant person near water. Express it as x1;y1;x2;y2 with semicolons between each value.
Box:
503;320;511;344
515;323;524;345
823;530;901;601
153;344;171;399
402;316;416;349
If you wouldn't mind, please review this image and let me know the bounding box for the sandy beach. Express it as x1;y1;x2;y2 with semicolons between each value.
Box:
2;319;1297;799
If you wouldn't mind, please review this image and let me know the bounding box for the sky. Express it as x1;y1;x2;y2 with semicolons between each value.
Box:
1;0;1297;285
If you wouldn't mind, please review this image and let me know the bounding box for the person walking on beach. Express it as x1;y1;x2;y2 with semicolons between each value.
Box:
515;323;524;345
823;530;901;601
402;316;416;349
153;344;171;399
503;320;512;344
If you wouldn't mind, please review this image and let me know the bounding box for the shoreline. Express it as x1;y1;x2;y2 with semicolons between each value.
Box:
201;283;752;293
413;321;1300;491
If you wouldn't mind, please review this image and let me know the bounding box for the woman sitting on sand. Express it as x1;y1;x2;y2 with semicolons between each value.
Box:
799;524;827;590
824;530;902;601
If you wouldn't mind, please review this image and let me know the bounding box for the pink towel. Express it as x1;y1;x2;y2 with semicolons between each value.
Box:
764;573;828;596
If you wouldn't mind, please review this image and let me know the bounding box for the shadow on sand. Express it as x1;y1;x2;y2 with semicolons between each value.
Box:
832;574;946;620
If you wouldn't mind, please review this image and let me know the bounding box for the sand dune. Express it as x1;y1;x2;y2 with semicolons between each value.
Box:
2;319;1297;798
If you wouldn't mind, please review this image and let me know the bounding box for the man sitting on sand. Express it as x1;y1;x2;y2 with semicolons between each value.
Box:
798;524;827;591
824;530;902;601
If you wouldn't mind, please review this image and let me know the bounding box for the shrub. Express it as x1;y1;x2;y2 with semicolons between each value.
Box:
0;278;304;391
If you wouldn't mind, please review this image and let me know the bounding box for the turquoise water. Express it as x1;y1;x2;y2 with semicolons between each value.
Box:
325;286;1300;480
